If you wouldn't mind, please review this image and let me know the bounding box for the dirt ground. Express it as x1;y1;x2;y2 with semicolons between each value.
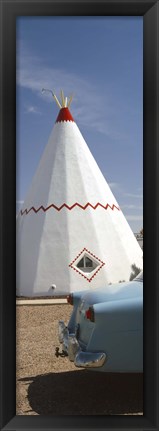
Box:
16;303;143;416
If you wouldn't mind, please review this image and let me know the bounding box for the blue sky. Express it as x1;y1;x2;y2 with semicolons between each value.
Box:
16;16;143;233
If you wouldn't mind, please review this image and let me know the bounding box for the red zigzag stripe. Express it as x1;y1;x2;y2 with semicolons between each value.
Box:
20;203;120;216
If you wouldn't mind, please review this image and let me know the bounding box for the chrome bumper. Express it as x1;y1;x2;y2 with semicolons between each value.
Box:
58;320;106;368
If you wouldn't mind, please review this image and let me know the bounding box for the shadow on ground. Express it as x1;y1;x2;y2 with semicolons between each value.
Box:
19;370;143;415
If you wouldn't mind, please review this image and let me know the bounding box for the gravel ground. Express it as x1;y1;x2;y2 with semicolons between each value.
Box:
16;304;143;416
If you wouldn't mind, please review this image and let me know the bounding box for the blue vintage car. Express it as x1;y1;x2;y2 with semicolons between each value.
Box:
58;272;143;373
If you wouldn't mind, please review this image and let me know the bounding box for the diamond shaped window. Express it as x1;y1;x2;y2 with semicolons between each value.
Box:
69;248;105;282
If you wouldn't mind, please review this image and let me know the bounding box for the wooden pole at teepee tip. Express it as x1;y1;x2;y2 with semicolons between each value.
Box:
42;88;62;109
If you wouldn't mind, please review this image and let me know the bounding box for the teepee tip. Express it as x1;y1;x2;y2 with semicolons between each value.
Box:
42;88;74;109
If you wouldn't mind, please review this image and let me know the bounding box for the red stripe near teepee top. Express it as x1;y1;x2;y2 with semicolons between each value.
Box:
56;107;74;123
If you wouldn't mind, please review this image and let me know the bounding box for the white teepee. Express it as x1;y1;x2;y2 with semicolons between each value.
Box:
16;91;143;296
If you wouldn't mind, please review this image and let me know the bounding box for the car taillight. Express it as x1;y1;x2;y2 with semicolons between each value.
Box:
85;306;95;322
67;294;73;305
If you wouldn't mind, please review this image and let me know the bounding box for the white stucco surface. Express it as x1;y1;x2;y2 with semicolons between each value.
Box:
16;117;143;296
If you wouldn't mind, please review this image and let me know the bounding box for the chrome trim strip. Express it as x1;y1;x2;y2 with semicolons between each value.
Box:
58;320;69;354
58;320;66;343
68;334;80;361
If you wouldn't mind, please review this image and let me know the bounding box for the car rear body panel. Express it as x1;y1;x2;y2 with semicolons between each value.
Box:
58;274;143;372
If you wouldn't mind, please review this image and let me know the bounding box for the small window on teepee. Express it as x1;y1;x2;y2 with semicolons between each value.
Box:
76;254;98;273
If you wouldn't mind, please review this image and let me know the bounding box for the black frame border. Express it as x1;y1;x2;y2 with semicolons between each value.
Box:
0;1;159;430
